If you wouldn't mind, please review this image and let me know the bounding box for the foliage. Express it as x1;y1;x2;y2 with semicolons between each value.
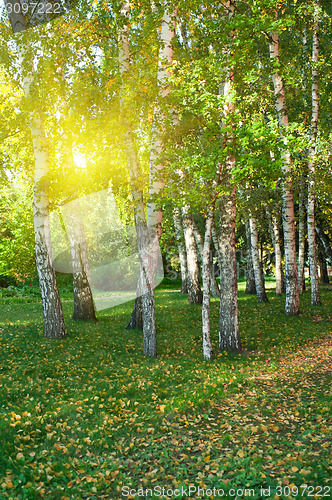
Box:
0;176;35;282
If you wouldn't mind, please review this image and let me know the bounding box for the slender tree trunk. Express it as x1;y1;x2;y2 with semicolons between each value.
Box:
245;220;256;294
31;115;66;339
123;127;157;355
218;184;241;352
127;5;176;328
266;207;283;295
298;183;306;294
182;206;203;304
316;225;332;262
211;219;222;269
317;240;329;284
120;1;156;355
269;26;299;315
12;26;66;338
173;207;188;293
307;2;321;306
249;214;269;302
202;209;214;360
126;294;143;330
147;5;176;239
66;214;97;322
218;0;241;353
192;218;220;297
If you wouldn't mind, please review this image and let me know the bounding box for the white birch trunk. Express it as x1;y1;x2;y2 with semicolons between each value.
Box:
218;183;241;352
147;5;176;238
182;206;202;305
316;225;332;263
31;113;66;338
192;218;220;297
317;240;329;284
266;207;283;296
218;0;241;352
307;2;321;306
202;209;214;360
269;27;299;315
173;207;188;293
211;219;222;269
298;183;306;294
12;27;66;338
245;220;256;295
249;214;268;302
120;1;157;355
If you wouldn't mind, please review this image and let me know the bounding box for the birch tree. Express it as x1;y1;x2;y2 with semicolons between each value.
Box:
119;1;156;356
298;184;306;294
181;206;202;304
173;207;188;293
269;17;300;315
307;0;321;306
5;5;66;338
266;207;283;296
249;214;268;302
201;208;214;360
147;3;176;239
218;0;241;353
316;225;332;263
192;217;219;297
245;220;256;295
127;3;176;329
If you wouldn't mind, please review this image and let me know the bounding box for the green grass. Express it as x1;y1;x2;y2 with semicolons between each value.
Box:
0;281;331;499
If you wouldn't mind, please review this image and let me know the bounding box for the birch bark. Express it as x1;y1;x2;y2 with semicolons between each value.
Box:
147;4;176;238
269;25;299;315
298;183;306;294
211;219;222;270
316;225;332;263
218;0;241;352
307;1;321;306
192;218;220;297
266;207;283;296
249;214;268;302
173;207;188;293
202;208;214;360
317;240;329;284
218;182;241;352
245;220;256;295
31;111;66;338
182;206;203;304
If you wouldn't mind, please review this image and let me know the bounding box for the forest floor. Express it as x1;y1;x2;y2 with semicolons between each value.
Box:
0;280;331;499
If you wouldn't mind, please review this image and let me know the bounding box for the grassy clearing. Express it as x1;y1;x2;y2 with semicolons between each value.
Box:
0;280;331;499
